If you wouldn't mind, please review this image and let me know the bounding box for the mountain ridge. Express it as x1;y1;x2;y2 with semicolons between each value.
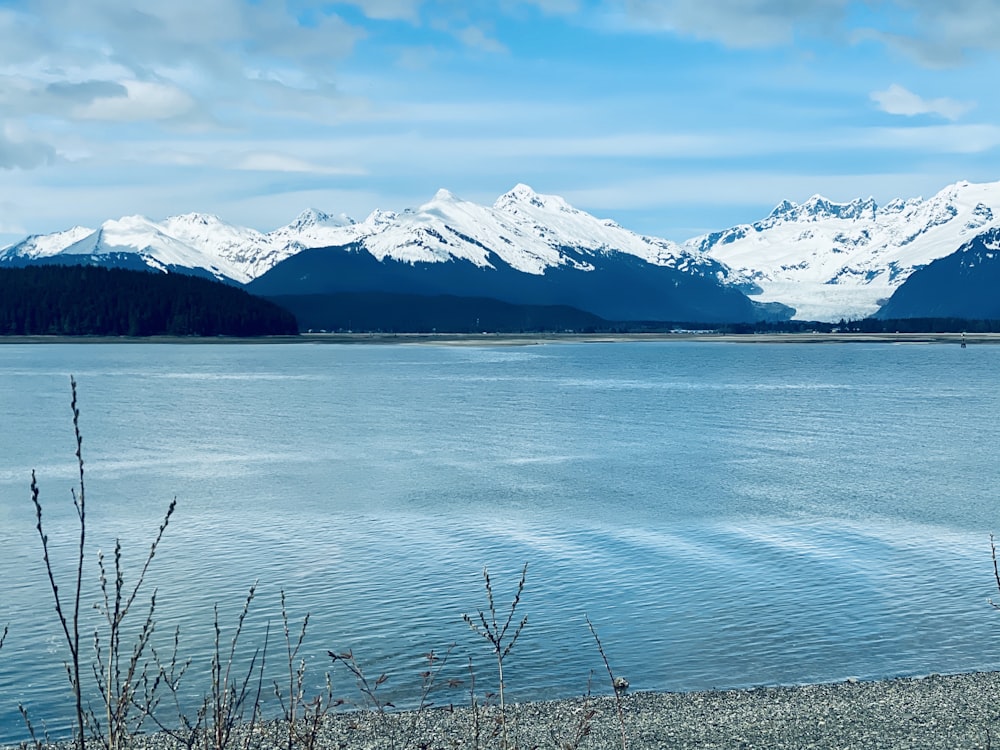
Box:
688;179;1000;320
6;180;1000;322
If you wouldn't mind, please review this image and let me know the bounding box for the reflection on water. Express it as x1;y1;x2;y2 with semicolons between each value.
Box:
0;341;998;743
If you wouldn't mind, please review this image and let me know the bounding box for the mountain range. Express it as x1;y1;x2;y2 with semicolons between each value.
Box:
687;180;1000;321
4;180;1000;326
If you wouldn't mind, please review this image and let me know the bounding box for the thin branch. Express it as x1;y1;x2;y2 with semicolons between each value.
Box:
586;616;628;750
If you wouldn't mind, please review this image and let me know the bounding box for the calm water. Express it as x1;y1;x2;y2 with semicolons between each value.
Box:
1;340;999;742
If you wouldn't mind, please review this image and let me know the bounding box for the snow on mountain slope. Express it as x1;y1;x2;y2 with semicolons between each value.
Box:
160;213;293;281
355;187;576;273
273;184;721;277
57;215;251;282
493;184;727;277
0;212;326;284
266;209;356;253
690;180;1000;321
7;180;999;323
0;226;95;259
1;186;720;284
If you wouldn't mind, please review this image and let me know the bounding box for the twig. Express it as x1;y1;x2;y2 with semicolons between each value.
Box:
31;376;88;750
586;616;628;750
463;563;528;750
991;535;1000;609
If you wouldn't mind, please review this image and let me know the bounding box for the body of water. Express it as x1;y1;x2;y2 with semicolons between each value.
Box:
0;340;998;743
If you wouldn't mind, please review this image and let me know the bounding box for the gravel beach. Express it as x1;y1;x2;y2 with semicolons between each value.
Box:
12;671;1000;749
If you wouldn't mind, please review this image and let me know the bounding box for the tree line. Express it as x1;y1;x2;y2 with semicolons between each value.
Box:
0;265;299;336
714;318;1000;334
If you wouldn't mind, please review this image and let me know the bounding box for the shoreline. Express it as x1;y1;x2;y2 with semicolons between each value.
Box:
11;671;1000;748
0;331;997;346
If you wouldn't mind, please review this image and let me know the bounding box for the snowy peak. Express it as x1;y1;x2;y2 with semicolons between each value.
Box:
0;185;736;291
60;215;248;281
363;209;399;229
768;199;795;218
765;195;877;224
88;215;168;253
272;208;356;247
494;183;574;214
836;197;878;221
10;178;1000;325
288;184;723;278
417;188;478;220
430;188;458;203
694;178;1000;321
165;212;226;227
489;184;726;276
361;187;553;271
290;208;330;229
0;226;95;259
495;183;545;208
274;210;355;238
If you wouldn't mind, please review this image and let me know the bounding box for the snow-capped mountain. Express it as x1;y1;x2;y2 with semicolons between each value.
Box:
6;179;1000;323
58;215;255;281
2;215;263;283
691;180;1000;321
158;213;282;281
0;210;357;284
491;184;716;274
0;184;729;286
6;226;97;259
264;209;357;258
323;184;732;280
247;185;763;324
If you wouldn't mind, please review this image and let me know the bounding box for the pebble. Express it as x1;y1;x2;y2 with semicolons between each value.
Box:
11;672;1000;749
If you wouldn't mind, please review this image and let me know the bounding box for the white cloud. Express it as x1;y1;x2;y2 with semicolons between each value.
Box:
73;80;197;122
234;152;367;175
870;84;973;121
0;0;364;125
4;0;1000;246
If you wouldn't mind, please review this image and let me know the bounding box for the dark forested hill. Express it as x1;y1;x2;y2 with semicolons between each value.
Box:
874;228;1000;320
246;243;768;324
268;291;611;333
0;266;298;336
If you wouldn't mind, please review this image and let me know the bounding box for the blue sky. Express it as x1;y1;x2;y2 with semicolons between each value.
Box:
2;0;1000;247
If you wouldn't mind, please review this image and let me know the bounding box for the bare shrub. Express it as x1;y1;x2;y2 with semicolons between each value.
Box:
29;376;175;750
463;563;528;750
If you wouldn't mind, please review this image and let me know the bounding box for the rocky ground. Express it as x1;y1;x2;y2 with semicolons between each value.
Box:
12;672;1000;749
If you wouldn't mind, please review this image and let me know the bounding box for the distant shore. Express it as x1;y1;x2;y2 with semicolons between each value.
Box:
11;672;1000;749
0;331;997;346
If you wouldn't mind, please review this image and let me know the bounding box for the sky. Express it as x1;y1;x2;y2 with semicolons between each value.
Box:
3;0;1000;247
